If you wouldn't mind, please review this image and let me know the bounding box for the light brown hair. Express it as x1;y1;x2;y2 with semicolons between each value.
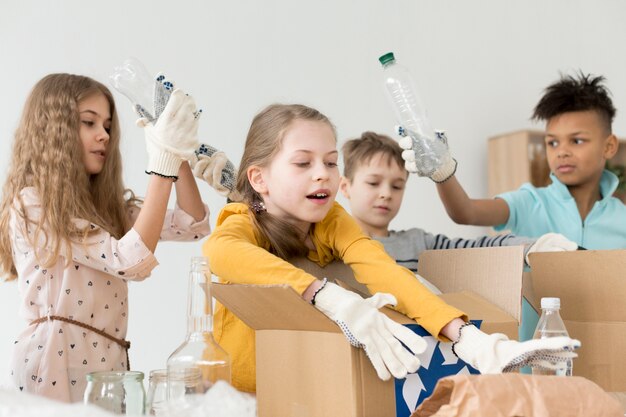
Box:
342;131;406;181
0;73;136;280
236;103;336;260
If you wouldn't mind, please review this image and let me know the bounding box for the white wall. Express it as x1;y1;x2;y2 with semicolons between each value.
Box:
1;0;625;386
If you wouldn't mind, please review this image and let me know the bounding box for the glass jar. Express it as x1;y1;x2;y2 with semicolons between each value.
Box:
84;371;146;415
146;369;168;416
166;367;204;405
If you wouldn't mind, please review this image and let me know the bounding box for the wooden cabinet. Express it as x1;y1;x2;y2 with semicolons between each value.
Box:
487;130;626;202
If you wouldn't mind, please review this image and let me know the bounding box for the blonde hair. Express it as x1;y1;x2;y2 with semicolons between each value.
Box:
0;73;136;280
236;103;336;260
342;131;407;182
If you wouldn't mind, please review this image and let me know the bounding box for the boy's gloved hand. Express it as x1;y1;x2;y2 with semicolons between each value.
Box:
313;281;427;380
138;89;200;179
189;143;239;199
395;125;457;182
452;323;580;373
525;233;578;265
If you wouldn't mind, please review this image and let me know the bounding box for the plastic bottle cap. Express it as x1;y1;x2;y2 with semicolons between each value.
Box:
541;297;560;309
378;52;396;66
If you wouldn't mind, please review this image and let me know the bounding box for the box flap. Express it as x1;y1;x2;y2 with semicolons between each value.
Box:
521;271;540;313
419;246;525;322
290;257;370;296
211;283;340;332
529;250;626;321
440;291;517;324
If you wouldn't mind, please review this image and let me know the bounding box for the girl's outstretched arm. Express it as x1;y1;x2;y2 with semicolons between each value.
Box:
174;162;206;221
132;176;174;252
132;88;205;251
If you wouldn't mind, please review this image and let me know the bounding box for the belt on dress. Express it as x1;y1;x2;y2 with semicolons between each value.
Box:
29;315;131;371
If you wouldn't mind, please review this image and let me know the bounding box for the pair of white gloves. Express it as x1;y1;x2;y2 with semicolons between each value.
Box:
141;91;236;196
313;231;579;380
113;68;237;195
313;281;580;380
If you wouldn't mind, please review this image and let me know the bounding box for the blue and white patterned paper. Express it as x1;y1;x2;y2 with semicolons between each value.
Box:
394;321;481;417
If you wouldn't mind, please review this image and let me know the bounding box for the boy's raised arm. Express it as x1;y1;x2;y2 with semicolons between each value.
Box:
436;175;510;226
394;127;511;227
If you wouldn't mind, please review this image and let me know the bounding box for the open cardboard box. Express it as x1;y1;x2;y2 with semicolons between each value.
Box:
528;249;626;392
212;246;525;417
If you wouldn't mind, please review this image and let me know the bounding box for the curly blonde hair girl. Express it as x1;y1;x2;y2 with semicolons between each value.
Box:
0;74;137;280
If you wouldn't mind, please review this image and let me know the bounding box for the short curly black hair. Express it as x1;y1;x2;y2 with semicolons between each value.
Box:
532;71;616;133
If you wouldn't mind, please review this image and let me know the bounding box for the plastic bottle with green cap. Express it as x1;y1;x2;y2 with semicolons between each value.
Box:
379;52;446;177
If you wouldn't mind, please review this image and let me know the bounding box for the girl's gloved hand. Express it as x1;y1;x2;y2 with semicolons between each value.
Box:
138;89;200;179
313;281;427;380
189;143;239;199
452;323;580;374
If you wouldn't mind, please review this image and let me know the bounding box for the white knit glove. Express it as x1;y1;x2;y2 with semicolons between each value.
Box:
525;233;579;265
452;324;580;373
396;126;457;182
137;89;200;179
191;151;229;195
313;281;427;380
189;143;238;198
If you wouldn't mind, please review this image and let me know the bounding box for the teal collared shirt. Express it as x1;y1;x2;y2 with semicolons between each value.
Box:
495;170;626;249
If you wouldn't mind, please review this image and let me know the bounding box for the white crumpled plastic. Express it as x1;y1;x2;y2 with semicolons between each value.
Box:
0;381;256;417
0;388;115;417
157;381;257;417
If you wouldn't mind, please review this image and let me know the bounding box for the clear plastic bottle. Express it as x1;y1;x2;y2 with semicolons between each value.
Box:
110;57;155;115
532;297;573;376
166;257;231;402
379;52;447;176
109;57;174;122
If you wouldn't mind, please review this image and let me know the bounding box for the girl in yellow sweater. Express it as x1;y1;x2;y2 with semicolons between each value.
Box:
204;103;579;393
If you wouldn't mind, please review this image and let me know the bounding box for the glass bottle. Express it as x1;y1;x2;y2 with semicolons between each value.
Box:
532;297;573;376
166;256;231;402
84;371;145;415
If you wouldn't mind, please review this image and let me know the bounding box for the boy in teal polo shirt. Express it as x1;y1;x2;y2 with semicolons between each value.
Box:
396;72;625;350
400;72;626;250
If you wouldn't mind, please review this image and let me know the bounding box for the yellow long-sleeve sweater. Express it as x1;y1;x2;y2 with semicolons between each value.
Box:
203;202;466;393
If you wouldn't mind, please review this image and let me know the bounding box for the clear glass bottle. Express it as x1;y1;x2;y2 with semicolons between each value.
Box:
166;257;231;402
379;52;447;176
532;297;573;376
84;371;145;415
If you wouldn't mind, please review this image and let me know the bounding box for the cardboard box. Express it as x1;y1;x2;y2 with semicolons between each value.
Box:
212;246;525;417
528;250;626;392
